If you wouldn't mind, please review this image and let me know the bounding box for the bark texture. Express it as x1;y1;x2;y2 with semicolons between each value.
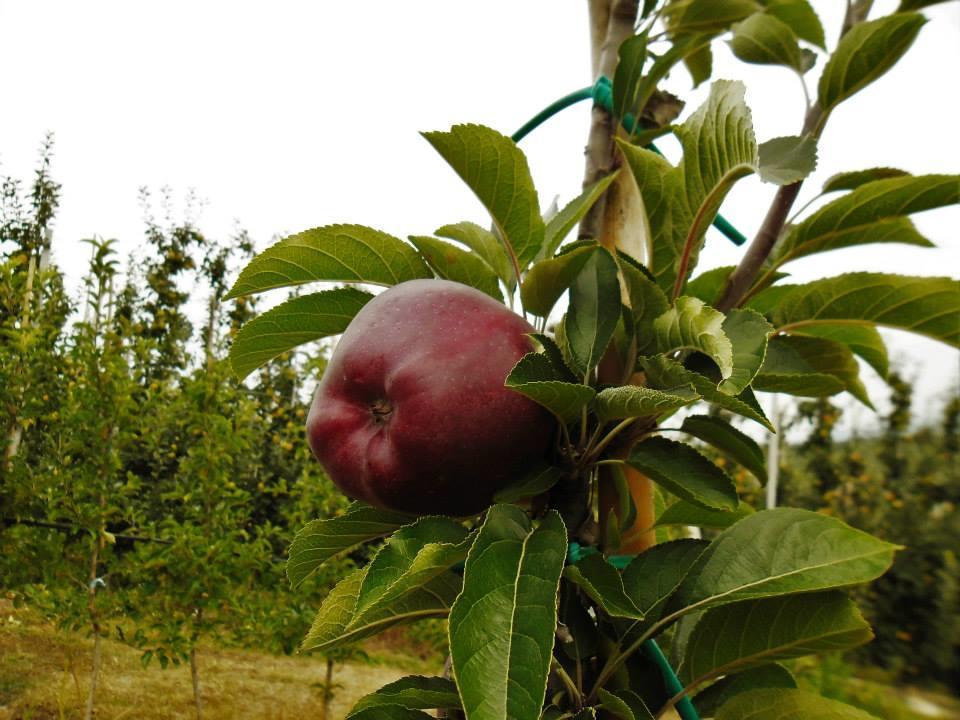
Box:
580;0;655;555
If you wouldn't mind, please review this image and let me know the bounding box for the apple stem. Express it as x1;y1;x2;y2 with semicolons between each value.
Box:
369;398;393;424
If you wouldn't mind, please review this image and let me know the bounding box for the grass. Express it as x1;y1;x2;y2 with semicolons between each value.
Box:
3;602;958;720
0;601;420;720
792;655;960;720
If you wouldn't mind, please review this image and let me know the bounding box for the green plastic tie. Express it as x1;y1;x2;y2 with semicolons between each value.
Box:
643;636;701;720
511;76;747;246
567;541;701;720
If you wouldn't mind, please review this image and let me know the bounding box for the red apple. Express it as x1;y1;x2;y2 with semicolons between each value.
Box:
306;278;554;516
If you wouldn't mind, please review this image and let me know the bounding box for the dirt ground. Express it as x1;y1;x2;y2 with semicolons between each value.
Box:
0;607;415;720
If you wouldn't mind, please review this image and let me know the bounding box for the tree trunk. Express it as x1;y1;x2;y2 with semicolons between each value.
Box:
580;0;655;555
84;530;103;720
204;294;219;370
320;657;334;720
190;606;204;720
84;633;102;720
4;254;37;472
191;647;203;720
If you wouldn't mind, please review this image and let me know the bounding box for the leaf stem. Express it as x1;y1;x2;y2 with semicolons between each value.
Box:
672;166;753;300
715;176;805;312
716;3;878;312
585;418;637;462
552;658;584;708
796;70;812;113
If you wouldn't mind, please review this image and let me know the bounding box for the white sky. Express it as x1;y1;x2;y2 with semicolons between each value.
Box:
1;0;958;433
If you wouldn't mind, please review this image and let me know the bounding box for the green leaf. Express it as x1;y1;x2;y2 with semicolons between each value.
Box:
621;258;670;336
692;664;797;718
571;710;598;720
665;508;899;621
531;333;579;382
652;297;733;381
682;592;872;690
620;81;815;297
608;463;639;540
763;0;825;48
436;221;515;291
719;309;774;395
669;80;757;293
229;288;372;380
685;266;736;305
632;125;677;147
225;224;431;299
494;464;565;504
754;371;845;397
301;569;365;650
564;554;645;619
348;707;436;720
629;34;714;131
729;12;805;72
768;174;956;272
899;0;953;9
423;124;545;273
301;518;470;652
679;414;767;481
617;143;687;294
287;503;413;589
594;385;699;423
408;236;503;301
598;688;655;720
822;167;909;193
347;676;461;718
684;43;713;87
754;334;872;406
522;245;599;317
564;247;621;375
664;0;758;33
818;13;927;115
354;518;468;613
542;174;620;259
613;34;650;122
505;353;596;423
687;266;789;305
655;500;756;530
757;135;818;185
767;273;960;348
627;437;738;511
716;688;881;719
792;323;888;378
640;356;774;431
450;506;567;720
622;540;710;620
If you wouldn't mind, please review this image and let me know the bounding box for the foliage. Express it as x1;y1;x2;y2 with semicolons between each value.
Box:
1;2;957;719
224;2;959;718
778;383;960;688
0;148;351;717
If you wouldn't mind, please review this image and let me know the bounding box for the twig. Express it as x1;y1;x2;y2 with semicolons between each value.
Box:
2;517;173;545
716;2;875;312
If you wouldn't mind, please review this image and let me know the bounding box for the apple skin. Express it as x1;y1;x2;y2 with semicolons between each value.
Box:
306;278;554;516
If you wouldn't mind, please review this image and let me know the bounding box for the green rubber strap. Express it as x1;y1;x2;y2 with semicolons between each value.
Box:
511;76;747;246
567;541;701;720
643;637;701;720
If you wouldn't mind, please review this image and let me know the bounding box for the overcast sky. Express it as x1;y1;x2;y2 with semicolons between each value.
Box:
1;0;958;433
